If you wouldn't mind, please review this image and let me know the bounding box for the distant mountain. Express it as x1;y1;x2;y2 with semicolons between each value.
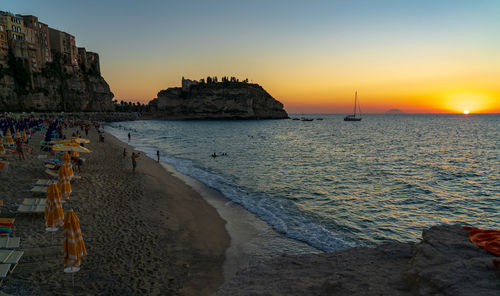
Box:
386;109;404;114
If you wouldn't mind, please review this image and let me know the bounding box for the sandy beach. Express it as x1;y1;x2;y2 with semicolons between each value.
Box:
1;125;229;295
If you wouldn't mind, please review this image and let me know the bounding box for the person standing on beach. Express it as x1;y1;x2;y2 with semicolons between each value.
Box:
123;148;127;158
132;152;140;173
157;150;160;163
15;137;25;160
128;133;131;142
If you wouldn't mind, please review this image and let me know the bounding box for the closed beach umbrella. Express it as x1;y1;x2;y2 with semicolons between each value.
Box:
71;150;79;159
62;152;74;180
15;131;21;140
63;210;87;272
0;141;5;154
45;184;64;231
4;129;14;146
58;165;72;200
22;129;27;143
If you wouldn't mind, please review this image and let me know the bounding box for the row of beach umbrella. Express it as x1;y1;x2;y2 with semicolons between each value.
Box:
43;139;89;279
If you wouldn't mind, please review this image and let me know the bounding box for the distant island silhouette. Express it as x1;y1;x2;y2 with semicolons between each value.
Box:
386;109;405;114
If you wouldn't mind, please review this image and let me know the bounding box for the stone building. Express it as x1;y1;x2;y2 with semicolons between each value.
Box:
0;22;8;67
0;11;28;61
49;27;78;68
23;26;39;72
181;77;199;91
21;15;52;71
77;46;87;70
86;51;100;75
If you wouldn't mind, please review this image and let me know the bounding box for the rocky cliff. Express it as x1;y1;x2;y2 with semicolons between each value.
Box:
0;55;114;112
216;225;500;295
149;81;288;119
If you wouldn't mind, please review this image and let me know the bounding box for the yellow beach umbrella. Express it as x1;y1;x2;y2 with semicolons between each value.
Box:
15;131;21;140
55;138;90;144
52;144;91;153
69;137;90;144
0;141;5;154
4;129;14;146
45;184;64;231
58;165;72;200
63;210;87;273
22;129;27;143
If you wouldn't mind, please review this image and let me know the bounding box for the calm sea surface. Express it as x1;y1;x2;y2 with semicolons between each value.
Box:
106;114;499;252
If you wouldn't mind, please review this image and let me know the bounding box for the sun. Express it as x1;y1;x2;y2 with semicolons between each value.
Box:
463;110;470;115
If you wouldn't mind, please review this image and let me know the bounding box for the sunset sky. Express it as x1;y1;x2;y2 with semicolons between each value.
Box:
6;0;500;113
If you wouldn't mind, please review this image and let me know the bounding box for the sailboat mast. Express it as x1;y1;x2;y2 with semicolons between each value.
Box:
354;91;357;116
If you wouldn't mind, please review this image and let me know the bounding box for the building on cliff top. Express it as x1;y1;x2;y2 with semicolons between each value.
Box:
0;22;8;67
21;15;52;71
182;77;199;91
0;11;100;76
78;48;100;75
0;11;29;62
49;27;78;69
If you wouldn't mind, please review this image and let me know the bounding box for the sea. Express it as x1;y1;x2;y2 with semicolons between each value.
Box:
106;114;499;252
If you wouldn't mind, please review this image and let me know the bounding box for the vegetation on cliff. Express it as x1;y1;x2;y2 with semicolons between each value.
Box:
0;52;114;112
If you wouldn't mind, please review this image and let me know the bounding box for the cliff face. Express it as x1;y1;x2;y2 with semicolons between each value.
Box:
151;82;288;119
0;63;114;112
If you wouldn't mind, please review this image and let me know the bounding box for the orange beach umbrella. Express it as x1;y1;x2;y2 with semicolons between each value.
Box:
63;210;87;272
45;184;64;231
4;129;14;146
62;152;74;180
22;129;27;143
15;131;21;140
58;165;72;200
0;141;5;154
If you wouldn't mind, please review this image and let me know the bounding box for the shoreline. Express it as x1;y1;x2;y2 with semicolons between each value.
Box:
105;129;321;281
1;124;228;295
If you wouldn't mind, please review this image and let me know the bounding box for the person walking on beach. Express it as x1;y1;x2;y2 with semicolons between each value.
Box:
15;137;25;160
123;148;127;158
128;133;131;142
157;150;160;163
131;152;140;174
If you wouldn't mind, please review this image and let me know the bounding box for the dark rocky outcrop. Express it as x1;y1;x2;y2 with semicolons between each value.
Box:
216;225;500;295
0;55;114;112
148;79;288;119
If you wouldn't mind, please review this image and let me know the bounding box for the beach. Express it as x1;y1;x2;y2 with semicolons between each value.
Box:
1;126;229;295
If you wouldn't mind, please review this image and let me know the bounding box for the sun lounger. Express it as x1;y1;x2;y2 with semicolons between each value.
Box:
22;198;46;205
44;169;58;178
29;186;48;193
35;179;57;186
0;250;24;273
16;204;45;213
0;219;14;237
0;237;20;249
0;263;11;279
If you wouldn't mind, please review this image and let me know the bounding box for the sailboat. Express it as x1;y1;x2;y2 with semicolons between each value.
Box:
344;91;362;121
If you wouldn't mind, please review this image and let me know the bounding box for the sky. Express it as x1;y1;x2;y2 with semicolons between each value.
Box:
3;0;500;113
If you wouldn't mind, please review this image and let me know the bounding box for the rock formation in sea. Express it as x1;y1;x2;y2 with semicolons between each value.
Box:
0;53;114;112
215;225;499;295
147;77;288;119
